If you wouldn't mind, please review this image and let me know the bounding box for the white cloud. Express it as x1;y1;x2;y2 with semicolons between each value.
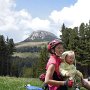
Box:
0;0;90;42
49;0;90;28
0;0;50;42
31;17;50;30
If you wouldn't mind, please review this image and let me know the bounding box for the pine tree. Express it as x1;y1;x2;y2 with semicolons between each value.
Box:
61;24;70;49
6;38;15;75
6;38;15;56
0;35;7;75
68;27;79;50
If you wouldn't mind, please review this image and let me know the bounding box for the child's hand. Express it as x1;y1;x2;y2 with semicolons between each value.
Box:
65;72;71;77
79;73;83;78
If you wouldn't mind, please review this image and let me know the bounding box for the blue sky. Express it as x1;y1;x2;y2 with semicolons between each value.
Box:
0;0;90;43
15;0;77;19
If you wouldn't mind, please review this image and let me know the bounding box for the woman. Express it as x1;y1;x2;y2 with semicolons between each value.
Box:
45;39;73;90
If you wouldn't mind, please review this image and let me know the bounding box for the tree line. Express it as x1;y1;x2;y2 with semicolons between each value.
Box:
0;35;15;76
16;46;41;52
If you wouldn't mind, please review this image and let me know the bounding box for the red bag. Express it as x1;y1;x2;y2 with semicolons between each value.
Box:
39;73;46;82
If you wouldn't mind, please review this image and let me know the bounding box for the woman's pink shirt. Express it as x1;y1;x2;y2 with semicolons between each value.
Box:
46;54;62;90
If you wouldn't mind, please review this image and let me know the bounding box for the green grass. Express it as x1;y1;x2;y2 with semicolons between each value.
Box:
0;76;87;90
0;76;42;90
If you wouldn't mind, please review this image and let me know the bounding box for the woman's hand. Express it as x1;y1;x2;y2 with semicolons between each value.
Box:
81;78;90;89
64;79;74;87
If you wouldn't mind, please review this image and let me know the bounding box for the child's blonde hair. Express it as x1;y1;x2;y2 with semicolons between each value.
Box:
61;50;75;61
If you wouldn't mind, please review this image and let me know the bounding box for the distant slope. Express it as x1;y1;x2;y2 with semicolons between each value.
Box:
16;41;48;48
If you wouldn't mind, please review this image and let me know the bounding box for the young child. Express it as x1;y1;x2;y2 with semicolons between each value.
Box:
59;51;83;89
59;51;90;90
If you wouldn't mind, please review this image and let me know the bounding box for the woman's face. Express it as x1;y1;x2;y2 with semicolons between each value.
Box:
65;55;74;64
54;44;64;57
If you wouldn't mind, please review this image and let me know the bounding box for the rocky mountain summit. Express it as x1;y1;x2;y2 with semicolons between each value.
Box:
23;30;58;42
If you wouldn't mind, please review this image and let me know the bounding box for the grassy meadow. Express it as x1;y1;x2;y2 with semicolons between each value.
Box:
0;76;88;90
0;76;42;90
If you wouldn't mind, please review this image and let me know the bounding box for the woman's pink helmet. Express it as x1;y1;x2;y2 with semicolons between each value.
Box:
47;39;63;53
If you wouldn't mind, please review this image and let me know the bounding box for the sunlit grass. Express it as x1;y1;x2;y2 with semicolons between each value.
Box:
0;76;42;90
0;76;87;90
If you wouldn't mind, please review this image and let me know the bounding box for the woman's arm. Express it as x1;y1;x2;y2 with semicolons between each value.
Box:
45;64;65;86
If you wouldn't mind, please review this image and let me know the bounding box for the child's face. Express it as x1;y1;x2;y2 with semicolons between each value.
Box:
65;55;74;64
54;44;64;57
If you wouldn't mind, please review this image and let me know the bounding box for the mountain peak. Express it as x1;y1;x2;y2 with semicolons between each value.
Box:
23;30;58;42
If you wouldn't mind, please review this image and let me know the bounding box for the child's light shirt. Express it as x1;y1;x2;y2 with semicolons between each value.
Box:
59;62;83;79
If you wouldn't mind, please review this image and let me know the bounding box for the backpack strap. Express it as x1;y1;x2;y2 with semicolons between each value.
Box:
53;71;63;81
